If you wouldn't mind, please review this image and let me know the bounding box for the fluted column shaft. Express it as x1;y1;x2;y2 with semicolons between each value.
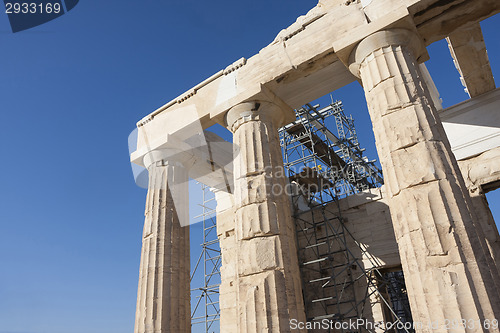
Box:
134;158;190;333
225;101;306;333
468;190;500;272
458;157;500;273
350;29;500;332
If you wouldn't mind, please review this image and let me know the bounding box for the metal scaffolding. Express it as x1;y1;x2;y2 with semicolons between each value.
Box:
191;184;221;333
190;100;412;333
292;201;414;332
280;101;383;203
279;101;413;332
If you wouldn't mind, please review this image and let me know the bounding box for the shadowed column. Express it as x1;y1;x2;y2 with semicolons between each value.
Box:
458;152;500;275
224;101;306;333
134;150;191;333
349;29;500;332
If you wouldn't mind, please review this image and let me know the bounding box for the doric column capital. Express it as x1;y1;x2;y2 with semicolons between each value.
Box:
348;29;427;78
225;101;287;133
143;148;195;170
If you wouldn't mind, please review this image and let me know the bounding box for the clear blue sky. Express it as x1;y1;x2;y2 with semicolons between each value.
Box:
0;2;499;333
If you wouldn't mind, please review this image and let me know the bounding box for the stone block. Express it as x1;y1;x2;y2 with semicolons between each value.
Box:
235;201;287;240
237;236;284;276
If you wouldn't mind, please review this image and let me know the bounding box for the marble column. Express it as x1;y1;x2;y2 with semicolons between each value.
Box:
214;186;238;333
470;191;500;269
224;101;306;332
134;149;191;333
458;153;500;274
464;186;500;275
348;29;500;332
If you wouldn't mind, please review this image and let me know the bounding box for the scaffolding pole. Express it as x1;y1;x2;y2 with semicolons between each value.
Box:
191;184;221;333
